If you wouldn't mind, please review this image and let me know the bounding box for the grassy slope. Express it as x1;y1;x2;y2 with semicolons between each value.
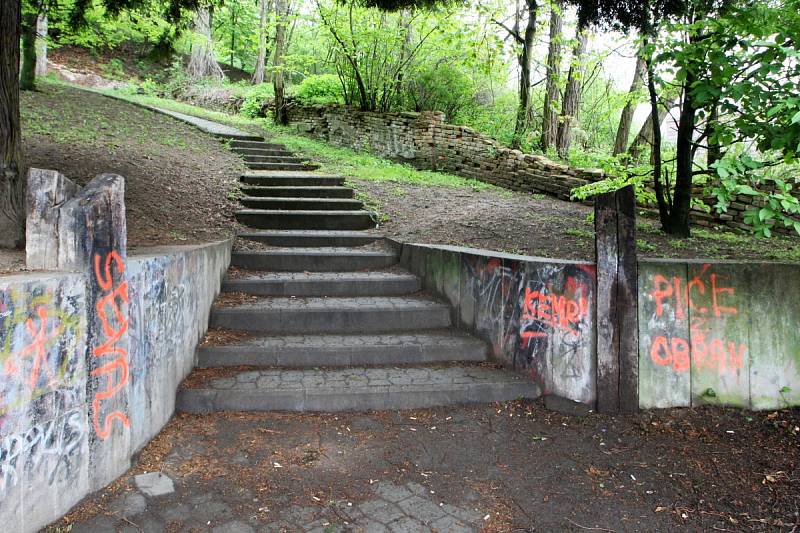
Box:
21;81;245;247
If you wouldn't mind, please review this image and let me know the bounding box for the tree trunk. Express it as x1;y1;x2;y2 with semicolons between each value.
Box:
35;12;48;77
628;95;679;161
555;30;588;158
706;104;721;168
20;11;37;91
511;0;537;150
188;8;224;80
540;3;562;152
646;55;669;230
612;54;645;156
667;78;696;236
272;0;289;125
252;0;271;84
1;0;25;248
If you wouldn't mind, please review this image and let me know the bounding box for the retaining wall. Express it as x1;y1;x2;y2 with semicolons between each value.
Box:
287;103;778;233
397;242;597;405
638;259;800;410
0;240;231;532
400;243;800;411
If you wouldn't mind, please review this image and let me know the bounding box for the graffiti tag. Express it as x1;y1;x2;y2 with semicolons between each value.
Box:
648;265;745;374
91;251;130;440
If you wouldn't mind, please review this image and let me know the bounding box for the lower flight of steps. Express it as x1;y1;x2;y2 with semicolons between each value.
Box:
176;134;539;413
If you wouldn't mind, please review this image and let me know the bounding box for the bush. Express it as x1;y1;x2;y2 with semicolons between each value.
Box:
240;83;275;118
296;74;343;106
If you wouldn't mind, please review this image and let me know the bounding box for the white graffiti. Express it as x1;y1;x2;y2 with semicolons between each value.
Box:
0;408;85;496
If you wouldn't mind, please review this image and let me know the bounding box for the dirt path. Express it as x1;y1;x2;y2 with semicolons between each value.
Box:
47;401;799;532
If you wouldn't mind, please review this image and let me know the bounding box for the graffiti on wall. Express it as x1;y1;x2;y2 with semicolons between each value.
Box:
91;251;130;440
647;264;745;374
0;287;83;419
464;257;595;391
0;407;86;497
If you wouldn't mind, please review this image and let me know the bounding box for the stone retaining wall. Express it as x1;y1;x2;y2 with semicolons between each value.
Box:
287;103;780;233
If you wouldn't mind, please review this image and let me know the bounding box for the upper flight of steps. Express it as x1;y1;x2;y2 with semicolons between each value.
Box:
232;139;375;231
176;134;538;413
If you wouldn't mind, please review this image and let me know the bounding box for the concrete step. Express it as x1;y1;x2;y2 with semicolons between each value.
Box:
177;365;539;413
240;174;345;187
197;330;486;367
231;140;287;150
246;162;320;171
235;209;374;230
210;296;451;334
231;248;398;271
243;155;307;164
222;271;420;296
240;196;363;211
241;186;354;199
237;230;382;247
233;148;295;157
215;133;263;142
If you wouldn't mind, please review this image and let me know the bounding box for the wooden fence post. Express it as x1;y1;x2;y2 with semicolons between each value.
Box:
595;185;639;414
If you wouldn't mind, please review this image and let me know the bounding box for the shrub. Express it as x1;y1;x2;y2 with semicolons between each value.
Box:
296;74;343;106
240;83;275;118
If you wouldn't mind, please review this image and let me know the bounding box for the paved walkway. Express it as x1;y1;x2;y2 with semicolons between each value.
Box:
148;107;255;138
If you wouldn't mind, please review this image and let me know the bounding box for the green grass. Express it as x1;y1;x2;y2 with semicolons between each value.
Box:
565;228;594;239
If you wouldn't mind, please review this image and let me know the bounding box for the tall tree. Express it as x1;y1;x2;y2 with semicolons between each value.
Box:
252;0;272;84
272;0;289;124
612;53;645;155
188;6;224;79
494;0;537;149
0;0;25;248
20;8;38;91
540;2;562;151
555;28;588;157
35;11;48;77
627;94;677;161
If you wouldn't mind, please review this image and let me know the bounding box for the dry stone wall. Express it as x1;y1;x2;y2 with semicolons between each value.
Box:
287;103;777;232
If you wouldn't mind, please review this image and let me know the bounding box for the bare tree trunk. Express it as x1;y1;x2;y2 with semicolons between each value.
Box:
511;0;537;150
35;12;48;77
628;95;679;161
188;8;224;80
1;0;25;248
20;11;37;91
612;54;645;156
706;104;721;168
252;0;272;84
555;30;589;158
669;75;696;237
540;3;562;152
273;0;289;125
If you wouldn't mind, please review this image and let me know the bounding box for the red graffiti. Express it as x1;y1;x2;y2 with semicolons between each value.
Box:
4;307;63;389
651;264;738;319
649;264;745;374
520;280;589;345
91;251;130;440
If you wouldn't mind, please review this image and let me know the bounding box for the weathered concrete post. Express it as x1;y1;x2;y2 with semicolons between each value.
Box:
26;168;131;489
594;185;638;413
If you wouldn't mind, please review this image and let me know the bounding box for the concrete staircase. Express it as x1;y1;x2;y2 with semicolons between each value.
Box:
177;133;538;413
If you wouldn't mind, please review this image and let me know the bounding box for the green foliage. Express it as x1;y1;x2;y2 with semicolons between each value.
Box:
240;83;275;118
295;74;343;106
